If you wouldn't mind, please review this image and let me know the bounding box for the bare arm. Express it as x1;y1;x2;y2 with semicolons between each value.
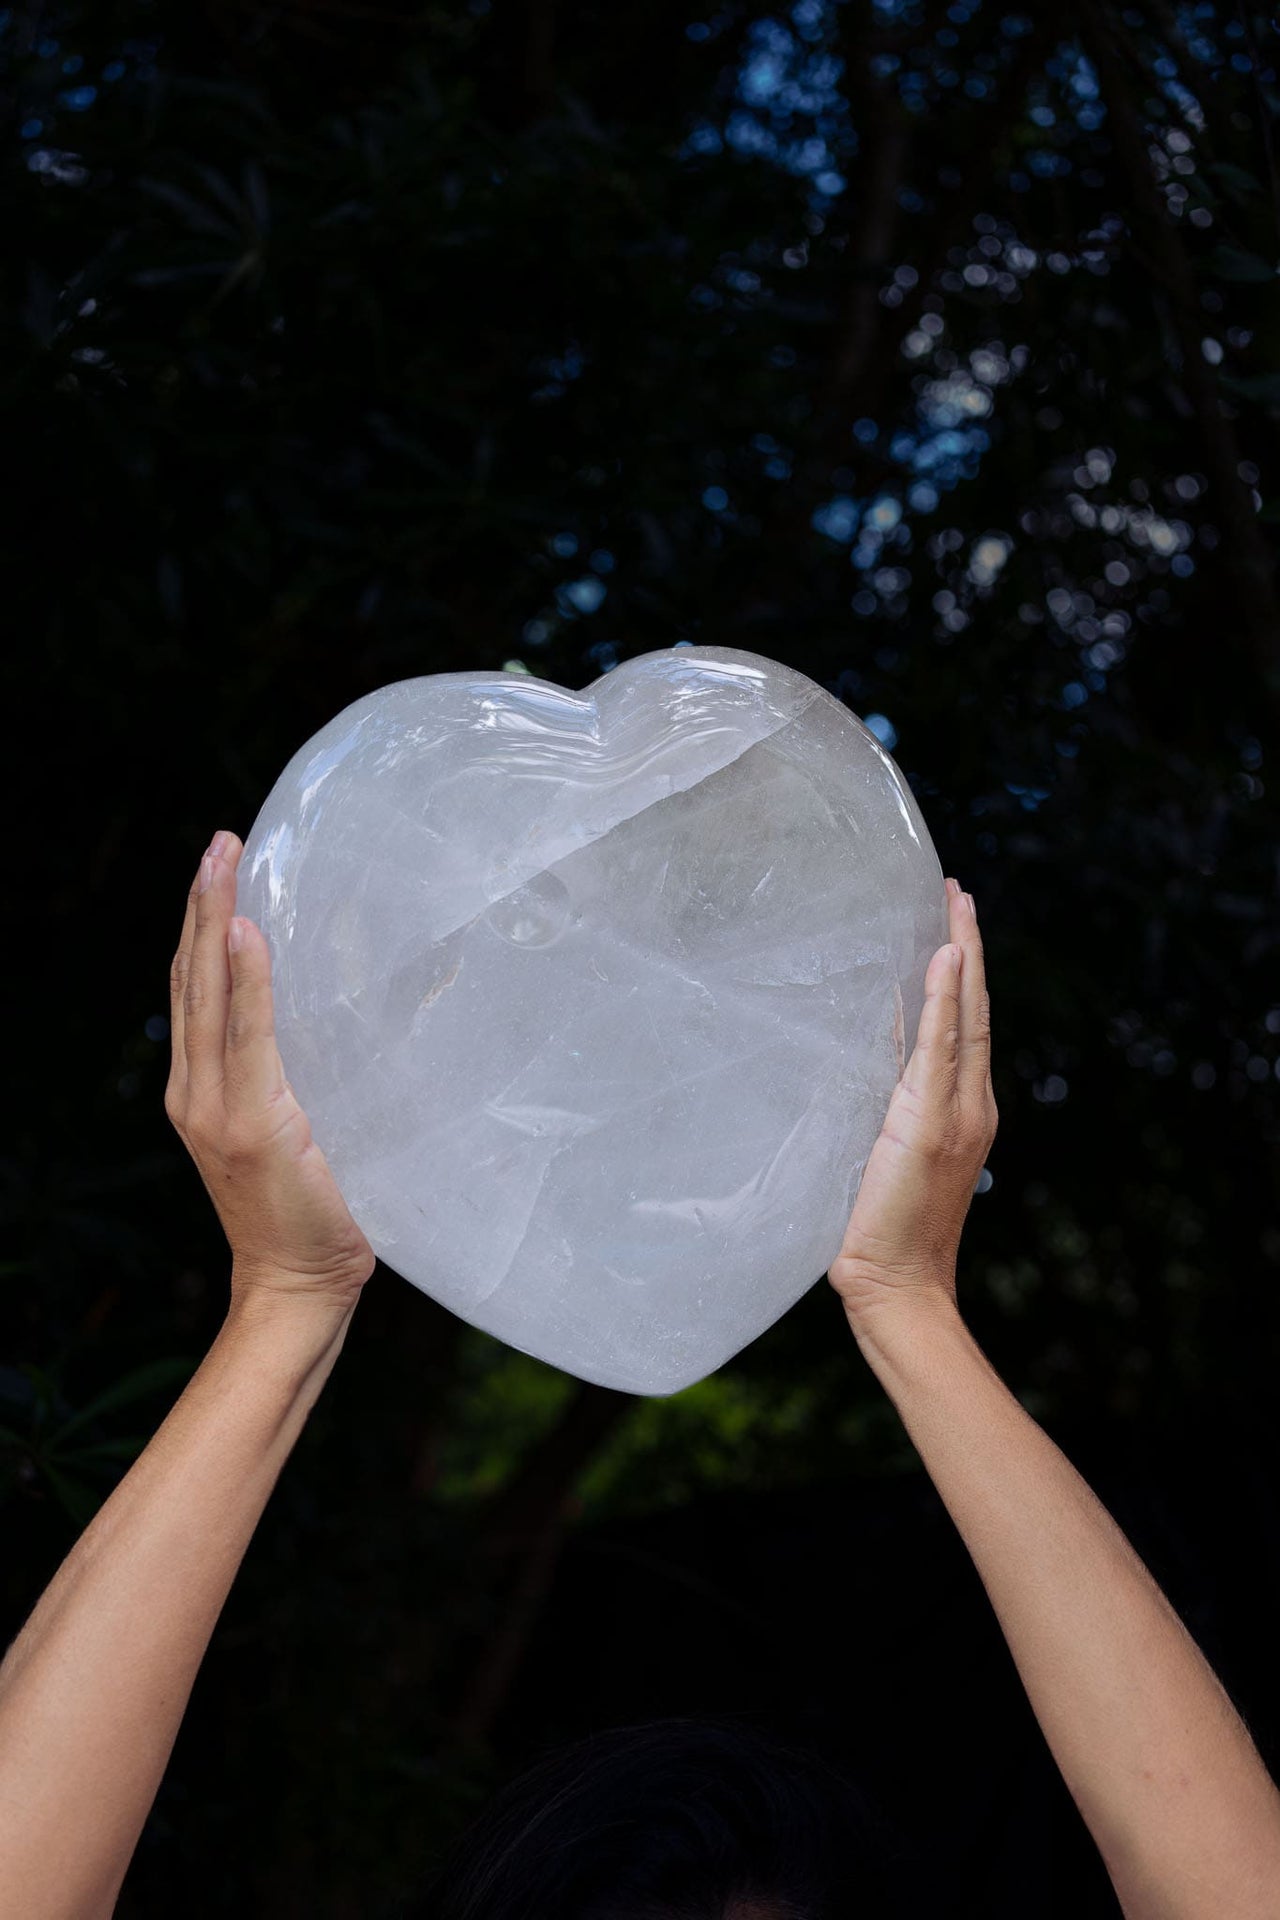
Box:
852;1293;1280;1917
830;882;1280;1920
0;832;375;1920
0;1296;352;1920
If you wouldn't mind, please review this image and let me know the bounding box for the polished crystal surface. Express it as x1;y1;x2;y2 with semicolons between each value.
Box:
237;646;947;1395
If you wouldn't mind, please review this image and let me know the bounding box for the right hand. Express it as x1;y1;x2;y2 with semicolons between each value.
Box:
828;878;997;1334
166;830;376;1322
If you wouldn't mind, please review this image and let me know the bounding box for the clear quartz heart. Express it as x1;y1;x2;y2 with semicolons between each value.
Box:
237;645;947;1395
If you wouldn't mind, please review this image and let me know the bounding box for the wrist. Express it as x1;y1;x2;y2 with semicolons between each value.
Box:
843;1281;968;1374
222;1277;357;1393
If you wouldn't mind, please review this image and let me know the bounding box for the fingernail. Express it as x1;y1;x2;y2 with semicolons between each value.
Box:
945;877;960;897
964;892;976;916
198;855;215;894
228;917;247;954
207;830;230;859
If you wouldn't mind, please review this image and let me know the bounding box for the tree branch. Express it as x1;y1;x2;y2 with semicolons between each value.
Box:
723;12;1060;635
1077;0;1280;686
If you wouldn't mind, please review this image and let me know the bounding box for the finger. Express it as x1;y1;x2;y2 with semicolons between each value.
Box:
183;830;243;1090
900;938;962;1104
949;883;992;1099
167;861;203;1103
223;917;288;1113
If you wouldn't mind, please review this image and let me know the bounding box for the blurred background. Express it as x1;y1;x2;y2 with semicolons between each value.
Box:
3;2;1279;1914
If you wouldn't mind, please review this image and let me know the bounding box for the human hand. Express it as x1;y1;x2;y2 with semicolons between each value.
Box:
828;878;997;1336
165;830;376;1322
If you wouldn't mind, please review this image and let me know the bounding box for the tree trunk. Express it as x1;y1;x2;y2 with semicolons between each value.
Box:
447;1379;634;1745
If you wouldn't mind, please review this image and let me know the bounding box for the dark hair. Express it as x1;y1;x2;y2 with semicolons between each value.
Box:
401;1714;911;1919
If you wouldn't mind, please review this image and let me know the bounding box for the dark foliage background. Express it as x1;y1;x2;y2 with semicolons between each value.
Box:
3;2;1279;1915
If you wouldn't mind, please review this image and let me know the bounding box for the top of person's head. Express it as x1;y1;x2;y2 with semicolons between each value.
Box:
402;1713;911;1919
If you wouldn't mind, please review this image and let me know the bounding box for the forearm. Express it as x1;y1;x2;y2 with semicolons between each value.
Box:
850;1295;1280;1920
0;1289;353;1920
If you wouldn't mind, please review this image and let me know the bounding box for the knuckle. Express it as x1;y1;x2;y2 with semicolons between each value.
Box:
918;1122;955;1163
183;1097;218;1146
225;1010;257;1053
223;1120;265;1166
163;1084;184;1127
169;951;189;997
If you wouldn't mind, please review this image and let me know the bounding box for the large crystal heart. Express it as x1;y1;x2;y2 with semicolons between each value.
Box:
237;646;946;1394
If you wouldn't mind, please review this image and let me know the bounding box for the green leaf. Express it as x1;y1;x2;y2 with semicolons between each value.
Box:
190;162;253;227
0;1365;37;1412
40;1462;102;1530
57;1437;148;1467
58;1436;147;1459
51;1358;196;1446
1206;244;1277;282
1206;162;1263;201
137;178;240;239
6;1365;60;1431
130;263;235;289
1218;371;1280;406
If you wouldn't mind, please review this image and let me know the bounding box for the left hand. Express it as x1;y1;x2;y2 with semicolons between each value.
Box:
165;830;376;1317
